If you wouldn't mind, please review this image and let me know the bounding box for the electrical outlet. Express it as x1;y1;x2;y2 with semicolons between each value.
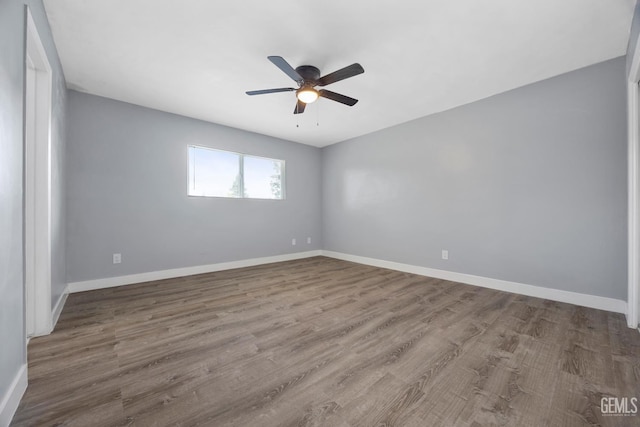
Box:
113;253;122;264
441;250;449;260
307;237;311;244
291;238;296;246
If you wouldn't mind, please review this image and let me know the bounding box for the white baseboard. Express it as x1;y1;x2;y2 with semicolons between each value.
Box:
51;286;69;330
68;250;323;293
0;364;27;427
65;248;626;316
31;286;70;338
320;251;627;315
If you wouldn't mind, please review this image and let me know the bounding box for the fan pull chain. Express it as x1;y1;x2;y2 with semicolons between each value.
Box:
316;102;320;126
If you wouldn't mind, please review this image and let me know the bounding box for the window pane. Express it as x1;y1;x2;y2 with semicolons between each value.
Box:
188;146;241;197
244;156;284;200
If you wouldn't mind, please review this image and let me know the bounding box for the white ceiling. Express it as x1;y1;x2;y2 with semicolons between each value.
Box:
44;0;635;147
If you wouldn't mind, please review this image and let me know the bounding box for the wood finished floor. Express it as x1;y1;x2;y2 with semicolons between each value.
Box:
12;257;640;427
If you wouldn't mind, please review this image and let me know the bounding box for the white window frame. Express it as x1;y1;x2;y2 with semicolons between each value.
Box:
187;145;286;200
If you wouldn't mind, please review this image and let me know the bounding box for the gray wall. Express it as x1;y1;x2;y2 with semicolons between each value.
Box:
323;57;627;300
66;91;322;283
0;0;67;416
0;0;27;408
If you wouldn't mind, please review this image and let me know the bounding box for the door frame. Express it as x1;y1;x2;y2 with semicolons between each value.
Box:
24;7;53;338
627;33;640;328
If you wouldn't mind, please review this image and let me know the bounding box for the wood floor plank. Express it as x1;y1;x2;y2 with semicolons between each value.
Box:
11;257;640;426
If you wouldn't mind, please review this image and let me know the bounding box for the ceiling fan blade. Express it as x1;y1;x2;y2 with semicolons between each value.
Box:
246;88;296;96
317;63;364;87
268;56;304;85
293;100;306;114
319;89;358;106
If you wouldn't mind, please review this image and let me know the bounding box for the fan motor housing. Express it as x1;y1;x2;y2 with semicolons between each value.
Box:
295;65;320;84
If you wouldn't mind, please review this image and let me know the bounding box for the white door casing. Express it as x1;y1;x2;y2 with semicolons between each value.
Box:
25;8;53;337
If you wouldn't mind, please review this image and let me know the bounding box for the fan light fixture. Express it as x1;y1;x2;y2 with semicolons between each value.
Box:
296;88;319;104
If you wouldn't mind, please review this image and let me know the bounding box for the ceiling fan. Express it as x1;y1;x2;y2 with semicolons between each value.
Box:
246;56;364;114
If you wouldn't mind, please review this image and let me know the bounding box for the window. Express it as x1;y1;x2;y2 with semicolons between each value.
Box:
188;145;285;199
